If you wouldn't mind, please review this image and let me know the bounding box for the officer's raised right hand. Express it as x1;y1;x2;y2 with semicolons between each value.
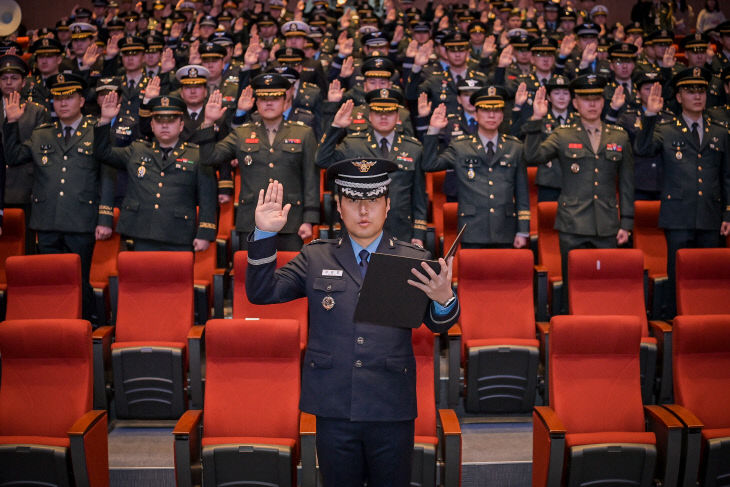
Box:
333;99;354;128
645;82;664;116
255;180;291;233
530;86;548;120
99;92;121;125
4;91;25;123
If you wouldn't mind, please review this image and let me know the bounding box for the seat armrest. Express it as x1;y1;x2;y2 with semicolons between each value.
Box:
300;412;317;487
534;265;549;321
662;404;703;487
173;409;203;487
447;324;462;408
438;409;461;487
648;320;673;404
533;406;565;487
92;326;114;410
187;326;205;409
68;410;109;487
536;322;550;405
645;405;683;487
108;274;118;324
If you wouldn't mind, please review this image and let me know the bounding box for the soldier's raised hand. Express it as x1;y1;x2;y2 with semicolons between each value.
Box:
328;79;345;103
99;91;121;125
204;90;227;124
237;85;255;112
4;91;25;123
255;180;291;233
661;45;676;68
580;43;597;68
406;39;419;58
143;76;161;102
610;84;625;111
497;45;514;68
340;56;355;78
530;86;548;120
645;82;664;115
417;91;432;117
414;41;432;67
244;40;261;68
428;103;448;131
160;48;176;73
514;81;528;107
558;34;576;58
481;35;497;58
332;98;354;128
81;43;101;70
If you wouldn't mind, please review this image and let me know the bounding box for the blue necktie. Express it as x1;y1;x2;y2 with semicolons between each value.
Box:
359;249;370;278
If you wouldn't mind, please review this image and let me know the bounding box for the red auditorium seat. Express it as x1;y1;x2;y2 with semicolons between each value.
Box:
568;249;673;403
426;171;447;256
5;254;82;320
442;202;459;282
0;319;108;486
173;318;310;487
413;325;461;487
675;248;730;315
0;208;26;317
633;201;670;319
450;249;541;412
533;315;682;487
92;251;203;417
232;250;308;350
664;314;730;486
193;243;226;324
535;202;562;317
89;208;121;325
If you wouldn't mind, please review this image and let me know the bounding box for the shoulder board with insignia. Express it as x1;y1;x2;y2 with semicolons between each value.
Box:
350;131;368;138
306;238;337;245
454;134;470;141
502;134;521;142
473;71;485;77
140;139;153;147
302;81;317;89
606;124;624;131
710;118;727;128
186;142;199;148
291;120;307;126
293;107;313;115
556;124;572;130
394;239;429;253
400;134;420;144
657;118;675;125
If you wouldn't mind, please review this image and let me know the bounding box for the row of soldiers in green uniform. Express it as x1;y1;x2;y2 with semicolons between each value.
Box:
2;1;730;319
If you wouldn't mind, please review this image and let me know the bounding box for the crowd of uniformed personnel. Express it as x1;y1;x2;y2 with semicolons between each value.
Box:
1;0;729;318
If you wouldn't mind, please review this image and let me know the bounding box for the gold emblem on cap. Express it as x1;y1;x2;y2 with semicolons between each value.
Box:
189;67;198;77
380;88;389;98
42;39;49;46
488;86;496;96
352;160;377;172
58;74;65;83
693;67;701;77
161;97;170;106
127;37;133;43
557;77;565;85
264;76;272;85
322;295;335;310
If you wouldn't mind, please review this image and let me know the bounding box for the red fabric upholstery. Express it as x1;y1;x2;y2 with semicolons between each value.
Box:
0;436;71;448
676;249;730;315
5;254;82;320
527;166;538;237
673;315;730;430
703;428;730;441
426;172;446;255
458;249;536;357
233;251;308;348
90;208;120;289
549;315;646;434
114;252;193;343
0;320;92;440
202;319;301;448
568;249;649;333
633;201;667;278
566;432;656;448
216;198;235;243
537;202;561;279
413;325;437;440
0;208;26;288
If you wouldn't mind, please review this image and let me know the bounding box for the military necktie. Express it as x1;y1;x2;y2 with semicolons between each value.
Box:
359;249;369;278
691;122;701;146
486;140;495;163
190;111;198;121
64;126;72;144
161;147;172;160
128;79;135;90
380;137;389;158
588;127;601;154
557;115;565;126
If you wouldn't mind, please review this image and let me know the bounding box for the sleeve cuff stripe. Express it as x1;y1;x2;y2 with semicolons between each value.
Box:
248;253;277;265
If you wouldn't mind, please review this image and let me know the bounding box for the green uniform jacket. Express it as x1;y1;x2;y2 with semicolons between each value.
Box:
93;124;217;244
634;114;730;230
3;116;115;232
523;119;635;236
406;68;487;115
1;99;50;205
199;120;320;234
316;126;428;242
423;133;530;244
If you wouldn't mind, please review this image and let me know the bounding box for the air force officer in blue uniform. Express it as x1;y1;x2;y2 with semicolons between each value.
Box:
245;159;460;487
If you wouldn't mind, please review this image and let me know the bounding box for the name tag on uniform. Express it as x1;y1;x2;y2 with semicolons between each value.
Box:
322;269;343;277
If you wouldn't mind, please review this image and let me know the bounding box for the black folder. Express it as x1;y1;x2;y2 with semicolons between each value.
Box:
353;225;465;328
